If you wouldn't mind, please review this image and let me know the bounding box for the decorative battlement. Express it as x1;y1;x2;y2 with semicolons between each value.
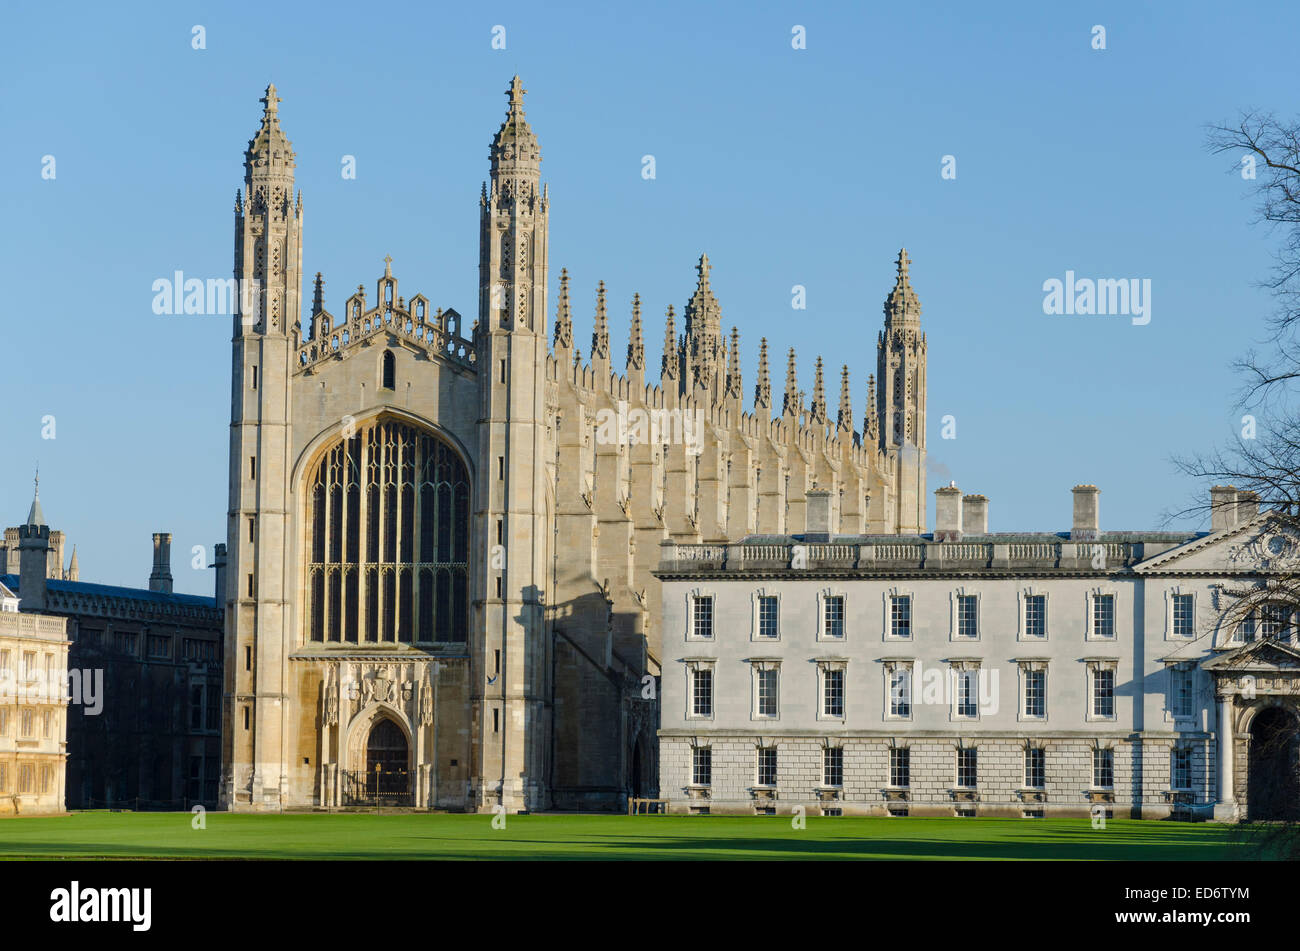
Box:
296;263;476;372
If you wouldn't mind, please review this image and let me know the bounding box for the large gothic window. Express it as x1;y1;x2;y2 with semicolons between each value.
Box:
306;418;469;644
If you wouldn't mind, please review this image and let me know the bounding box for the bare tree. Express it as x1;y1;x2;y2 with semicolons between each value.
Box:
1177;111;1300;853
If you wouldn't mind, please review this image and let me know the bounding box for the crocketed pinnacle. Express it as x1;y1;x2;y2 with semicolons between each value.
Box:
754;337;771;411
591;281;610;359
661;306;678;379
837;365;853;432
553;267;573;349
864;374;879;442
627;294;644;370
809;356;827;425
782;348;800;417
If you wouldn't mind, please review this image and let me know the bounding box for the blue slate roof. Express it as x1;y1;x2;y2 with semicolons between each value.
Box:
0;574;218;610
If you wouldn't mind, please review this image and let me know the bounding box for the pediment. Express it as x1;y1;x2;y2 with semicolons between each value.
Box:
1135;512;1300;575
1202;638;1300;672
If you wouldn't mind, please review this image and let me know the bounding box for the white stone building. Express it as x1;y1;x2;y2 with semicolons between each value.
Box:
657;484;1300;820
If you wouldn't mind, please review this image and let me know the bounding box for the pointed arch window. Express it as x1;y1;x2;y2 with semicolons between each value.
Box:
306;418;469;644
382;350;396;390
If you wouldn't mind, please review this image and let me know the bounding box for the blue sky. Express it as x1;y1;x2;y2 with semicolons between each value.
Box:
2;0;1296;593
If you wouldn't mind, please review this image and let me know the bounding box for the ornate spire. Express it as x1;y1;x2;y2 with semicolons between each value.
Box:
753;337;772;413
782;348;800;418
67;546;79;582
809;356;827;425
661;305;678;380
627;294;644;371
245;83;295;179
591;281;610;359
553;267;573;349
864;374;879;443
837;365;853;432
490;75;540;185
312;272;325;317
884;247;921;326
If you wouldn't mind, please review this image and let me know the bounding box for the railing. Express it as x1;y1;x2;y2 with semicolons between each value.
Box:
341;769;413;808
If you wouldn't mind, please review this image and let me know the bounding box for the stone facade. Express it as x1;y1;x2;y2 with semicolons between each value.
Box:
0;580;69;815
224;78;928;813
657;484;1300;819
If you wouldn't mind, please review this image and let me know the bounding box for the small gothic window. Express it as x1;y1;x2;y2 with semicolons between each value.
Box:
382;351;395;390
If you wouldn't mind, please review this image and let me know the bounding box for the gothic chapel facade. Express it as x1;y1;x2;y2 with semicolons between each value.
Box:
222;78;928;812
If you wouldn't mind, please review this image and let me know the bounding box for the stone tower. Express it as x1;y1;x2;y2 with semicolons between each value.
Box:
223;83;304;807
877;248;927;533
473;76;552;811
18;475;50;612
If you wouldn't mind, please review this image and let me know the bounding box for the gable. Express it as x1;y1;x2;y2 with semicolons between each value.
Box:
1135;512;1300;575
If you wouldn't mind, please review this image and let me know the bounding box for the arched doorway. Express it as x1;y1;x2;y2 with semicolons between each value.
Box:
1248;706;1300;820
365;718;410;804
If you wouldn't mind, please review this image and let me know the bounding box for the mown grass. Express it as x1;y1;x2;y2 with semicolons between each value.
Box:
0;811;1266;860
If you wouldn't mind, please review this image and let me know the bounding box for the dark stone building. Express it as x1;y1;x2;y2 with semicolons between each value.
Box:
3;483;224;809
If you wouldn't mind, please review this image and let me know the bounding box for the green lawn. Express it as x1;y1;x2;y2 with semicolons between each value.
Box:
0;811;1269;860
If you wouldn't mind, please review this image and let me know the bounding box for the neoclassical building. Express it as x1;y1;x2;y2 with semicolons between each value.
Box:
0;534;70;815
224;78;928;812
657;484;1300;820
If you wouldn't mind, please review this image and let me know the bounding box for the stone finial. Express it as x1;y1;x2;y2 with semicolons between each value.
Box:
837;365;853;433
661;305;678;380
627;294;645;371
312;272;325;317
782;348;800;418
884;246;921;325
754;337;772;412
553;267;573;350
260;83;281;115
809;356;827;425
591;281;610;360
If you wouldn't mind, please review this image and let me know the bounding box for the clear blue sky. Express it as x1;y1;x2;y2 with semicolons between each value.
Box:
2;0;1295;594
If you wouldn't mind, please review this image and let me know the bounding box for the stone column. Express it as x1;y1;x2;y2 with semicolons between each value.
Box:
1213;694;1237;821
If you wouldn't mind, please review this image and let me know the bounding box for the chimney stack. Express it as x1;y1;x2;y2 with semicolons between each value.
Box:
934;483;963;542
1071;485;1100;541
1209;485;1238;533
805;488;835;540
150;532;173;595
1236;489;1259;524
962;494;988;535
